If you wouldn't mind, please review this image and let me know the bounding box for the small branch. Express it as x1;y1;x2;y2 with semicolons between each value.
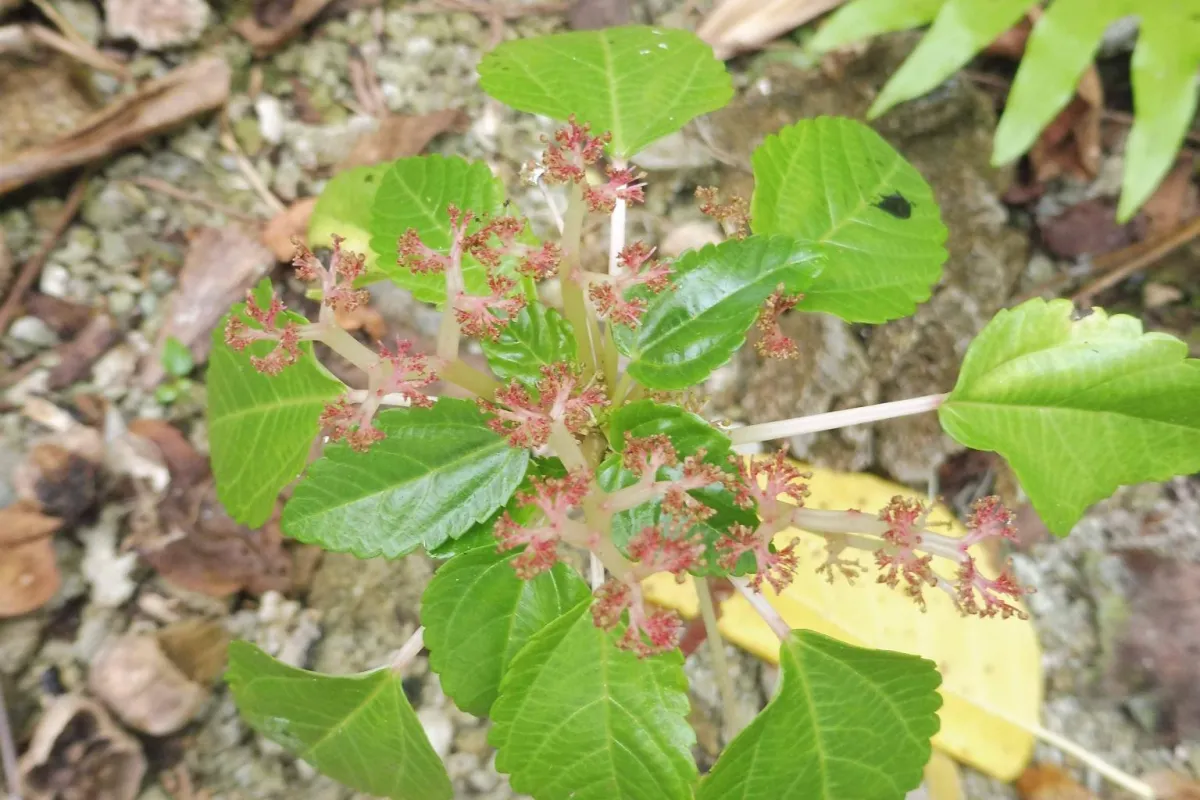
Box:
548;420;587;472
559;184;599;377
1072;214;1200;306
731;577;790;641
0;680;21;800
440;359;500;399
1030;723;1154;799
730;394;948;446
390;626;425;672
23;24;129;77
129;177;262;223
537;180;565;235
218;115;286;215
695;578;742;735
313;324;379;372
588;554;604;589
0;168;91;336
600;198;626;390
613;372;634;408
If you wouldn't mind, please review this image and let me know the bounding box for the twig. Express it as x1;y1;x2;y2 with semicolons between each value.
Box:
1072;215;1200;306
129;177;264;224
588;554;604;589
731;577;790;641
0;169;91;336
390;626;425;672
218;117;286;215
30;0;88;47
22;24;129;77
729;393;948;446
695;578;742;735
0;679;21;800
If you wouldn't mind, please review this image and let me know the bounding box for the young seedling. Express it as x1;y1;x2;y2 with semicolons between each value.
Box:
209;25;1200;800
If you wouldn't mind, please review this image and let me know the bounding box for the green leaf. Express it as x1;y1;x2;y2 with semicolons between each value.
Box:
490;602;697;799
609;399;732;458
750;117;947;323
480;303;577;387
1120;8;1200;221
620;235;823;390
698;631;941;800
309;163;389;272
809;0;947;54
226;642;451;800
162;336;194;378
939;298;1200;537
208;280;345;527
993;0;1126;168
478;26;733;158
282;398;529;558
367;155;508;305
422;547;590;716
867;0;1036;119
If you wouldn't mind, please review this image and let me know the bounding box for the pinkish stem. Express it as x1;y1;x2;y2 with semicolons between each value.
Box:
730;393;948;446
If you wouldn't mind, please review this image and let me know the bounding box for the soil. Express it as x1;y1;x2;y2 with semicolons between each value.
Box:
1;2;1197;799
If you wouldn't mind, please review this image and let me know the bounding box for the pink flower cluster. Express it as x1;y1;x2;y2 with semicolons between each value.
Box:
587;243;674;328
223;291;301;376
755;285;802;359
478;363;608;448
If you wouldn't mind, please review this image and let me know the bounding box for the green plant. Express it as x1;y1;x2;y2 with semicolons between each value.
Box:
811;0;1200;221
206;25;1200;799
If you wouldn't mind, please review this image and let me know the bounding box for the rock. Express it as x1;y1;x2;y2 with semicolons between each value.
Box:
88;633;209;735
105;0;211;50
709;34;1027;482
19;695;146;800
417;707;455;758
96;229;133;270
80;505;139;608
82;183;146;229
660;220;723;258
9;316;60;349
38;264;71;298
0;615;45;675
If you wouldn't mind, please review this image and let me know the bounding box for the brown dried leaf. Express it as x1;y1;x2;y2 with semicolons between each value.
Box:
235;0;337;55
1039;198;1143;259
1140;154;1198;238
0;227;10;296
127;417;209;487
18;695;146;800
338;109;468;170
0;504;61;617
334;304;387;340
0;57;231;196
698;0;847;60
262;196;317;261
47;312;120;390
105;0;210;50
88;633;208;735
567;0;631;29
13;427;104;523
155;618;231;685
1015;765;1097;800
1030;66;1103;183
24;293;94;337
984;8;1039;60
139;224;273;388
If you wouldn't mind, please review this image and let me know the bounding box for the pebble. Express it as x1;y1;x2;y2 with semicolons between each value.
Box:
108;290;136;317
9;316;60;349
255;95;286;145
38;264;71;298
97;229;133;269
92;345;138;394
446;751;480;782
417;707;454;758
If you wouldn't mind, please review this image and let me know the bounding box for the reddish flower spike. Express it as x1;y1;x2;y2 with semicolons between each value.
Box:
755;284;801;359
479;363;608;448
541;116;610;185
453;273;527;341
583;166;647;213
716;524;800;593
377;338;438;409
957;496;1018;552
627;524;706;581
291;236;369;313
223;290;302;376
729;451;810;522
588;243;673;328
591;579;683;657
955;556;1031;620
496;469;592;579
695;186;749;238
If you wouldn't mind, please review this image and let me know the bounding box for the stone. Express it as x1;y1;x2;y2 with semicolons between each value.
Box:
105;0;211;50
9;316;60;349
417;707;454;758
82;183;145;229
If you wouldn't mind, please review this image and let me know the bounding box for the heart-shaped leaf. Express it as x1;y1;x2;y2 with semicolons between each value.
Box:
226;642;452;800
208;280;345;527
939;298;1200;536
282;398;529;558
367;155;509;305
698;630;941;799
750;117;947;323
490;601;697;799
422;546;590;716
620;235;823;390
478;26;733;157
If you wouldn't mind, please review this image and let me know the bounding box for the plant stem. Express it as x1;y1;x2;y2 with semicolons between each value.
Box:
695;578;741;735
313;323;379;372
731;577;791;641
730;393;948;446
390;626;425;672
600;198;625;389
613;372;634;408
0;680;21;800
588;554;604;589
440;359;500;399
559;183;598;376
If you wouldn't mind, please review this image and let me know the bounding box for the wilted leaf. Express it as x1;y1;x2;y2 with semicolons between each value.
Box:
0;503;61;617
644;460;1042;782
339;109;468;170
105;0;211;50
88;633;208;735
262;197;317;262
141;225;274;388
699;0;848;60
0;58;231;196
235;0;337;54
1015;765;1097;800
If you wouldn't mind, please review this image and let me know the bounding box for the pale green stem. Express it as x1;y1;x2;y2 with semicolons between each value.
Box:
560;183;598;376
440;359;500;399
613;372;634;408
730;393;948;446
731;576;791;641
389;626;424;673
695;578;741;734
307;322;378;372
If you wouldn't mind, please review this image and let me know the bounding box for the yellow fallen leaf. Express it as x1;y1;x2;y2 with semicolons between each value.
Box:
924;750;965;800
644;460;1042;782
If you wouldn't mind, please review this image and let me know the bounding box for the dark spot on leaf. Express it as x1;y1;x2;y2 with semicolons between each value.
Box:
364;174;376;183
874;192;912;219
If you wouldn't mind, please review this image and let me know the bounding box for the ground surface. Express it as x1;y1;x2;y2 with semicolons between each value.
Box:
1;1;1198;798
